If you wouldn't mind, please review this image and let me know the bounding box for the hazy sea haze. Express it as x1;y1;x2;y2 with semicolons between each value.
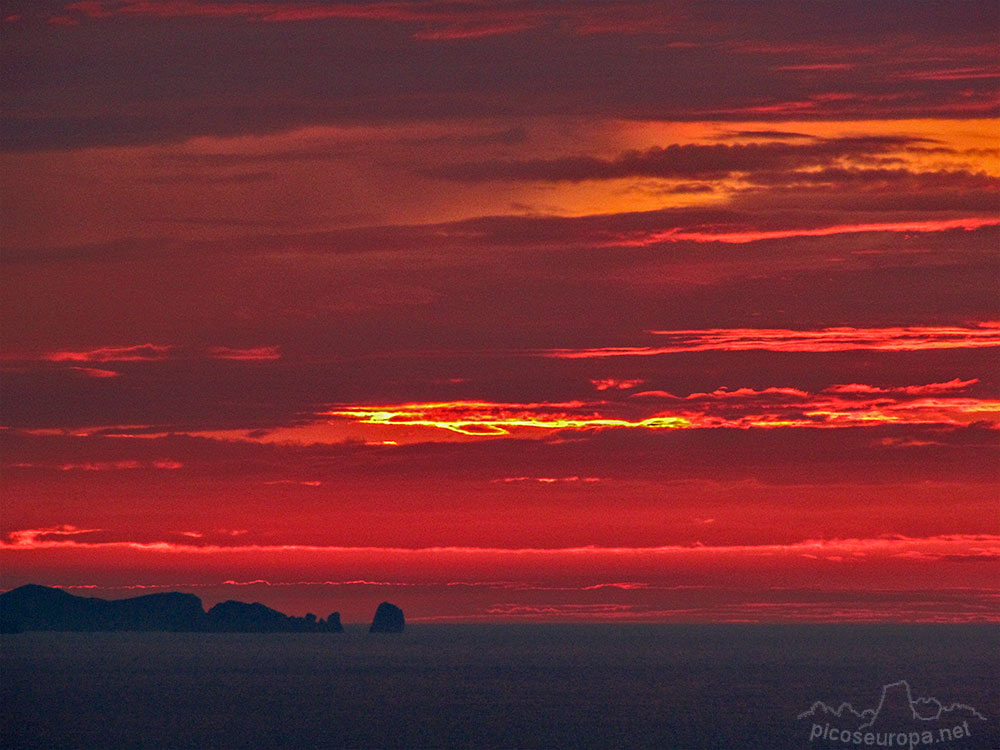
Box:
3;625;998;749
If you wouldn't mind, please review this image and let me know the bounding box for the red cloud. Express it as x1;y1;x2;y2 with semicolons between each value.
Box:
205;345;281;361
590;378;645;391
610;217;1000;246
543;324;1000;357
8;460;183;471
825;378;979;395
43;344;172;362
59;0;625;39
68;366;121;378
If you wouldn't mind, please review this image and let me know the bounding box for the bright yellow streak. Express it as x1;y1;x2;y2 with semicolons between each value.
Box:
326;402;691;436
324;393;999;438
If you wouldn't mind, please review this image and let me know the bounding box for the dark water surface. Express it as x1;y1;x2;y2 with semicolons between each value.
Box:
3;625;998;749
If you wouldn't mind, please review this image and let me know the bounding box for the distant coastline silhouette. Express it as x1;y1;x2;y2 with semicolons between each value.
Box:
0;584;404;634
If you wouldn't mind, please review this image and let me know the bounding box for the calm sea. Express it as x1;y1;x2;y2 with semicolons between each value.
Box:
2;625;998;749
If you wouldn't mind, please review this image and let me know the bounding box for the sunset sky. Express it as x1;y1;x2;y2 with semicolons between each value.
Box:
2;0;998;623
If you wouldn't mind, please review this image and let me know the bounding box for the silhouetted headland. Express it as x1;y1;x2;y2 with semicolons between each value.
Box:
0;584;348;633
369;601;405;633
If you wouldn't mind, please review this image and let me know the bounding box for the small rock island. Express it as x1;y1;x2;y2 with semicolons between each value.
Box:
0;584;399;634
369;601;405;633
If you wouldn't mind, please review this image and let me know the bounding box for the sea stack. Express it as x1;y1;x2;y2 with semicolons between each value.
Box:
325;612;344;633
369;601;405;633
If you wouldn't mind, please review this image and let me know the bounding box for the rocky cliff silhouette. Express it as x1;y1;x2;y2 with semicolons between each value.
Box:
0;584;345;633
